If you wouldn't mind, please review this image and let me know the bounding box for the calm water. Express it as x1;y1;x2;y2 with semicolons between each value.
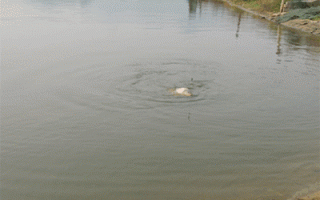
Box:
1;0;320;199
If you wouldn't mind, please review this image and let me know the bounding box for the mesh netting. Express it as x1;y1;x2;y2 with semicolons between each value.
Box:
278;6;320;23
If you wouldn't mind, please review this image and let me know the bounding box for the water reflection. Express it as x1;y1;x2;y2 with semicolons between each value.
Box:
276;25;282;55
188;0;222;18
188;112;191;121
236;12;242;38
188;0;200;19
30;0;93;7
284;28;320;47
285;29;303;46
79;0;92;7
188;0;199;14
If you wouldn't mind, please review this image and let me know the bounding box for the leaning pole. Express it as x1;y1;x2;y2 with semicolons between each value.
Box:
280;0;285;13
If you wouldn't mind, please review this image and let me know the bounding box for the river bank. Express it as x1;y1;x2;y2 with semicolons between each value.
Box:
294;191;320;200
219;1;320;199
222;0;320;35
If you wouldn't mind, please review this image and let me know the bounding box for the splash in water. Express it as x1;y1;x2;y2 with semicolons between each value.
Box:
169;88;192;96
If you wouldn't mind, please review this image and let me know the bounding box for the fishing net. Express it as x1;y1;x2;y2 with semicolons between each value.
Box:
278;6;320;23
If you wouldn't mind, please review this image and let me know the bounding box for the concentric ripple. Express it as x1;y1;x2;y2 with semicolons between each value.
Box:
108;59;223;109
54;59;224;111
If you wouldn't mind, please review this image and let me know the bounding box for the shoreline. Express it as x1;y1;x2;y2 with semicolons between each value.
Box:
297;191;320;200
219;2;320;200
222;0;320;36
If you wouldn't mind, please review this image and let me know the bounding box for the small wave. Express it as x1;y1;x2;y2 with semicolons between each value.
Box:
109;59;221;109
54;59;224;111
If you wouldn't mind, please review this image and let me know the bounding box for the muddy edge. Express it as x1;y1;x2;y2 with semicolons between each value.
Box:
222;0;320;35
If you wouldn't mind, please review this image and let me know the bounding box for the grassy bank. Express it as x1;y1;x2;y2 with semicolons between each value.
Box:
228;0;320;21
225;0;320;35
228;0;288;13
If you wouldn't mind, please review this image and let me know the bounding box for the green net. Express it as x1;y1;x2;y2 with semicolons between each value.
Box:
278;6;320;23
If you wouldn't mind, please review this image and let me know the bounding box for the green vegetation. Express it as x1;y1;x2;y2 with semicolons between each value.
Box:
278;6;320;23
230;0;320;22
229;0;289;13
312;15;320;21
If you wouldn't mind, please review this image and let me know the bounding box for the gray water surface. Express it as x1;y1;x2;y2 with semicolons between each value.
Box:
1;0;320;199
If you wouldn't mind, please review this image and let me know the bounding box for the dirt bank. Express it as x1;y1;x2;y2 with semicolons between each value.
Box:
283;18;320;35
297;191;320;200
222;0;320;36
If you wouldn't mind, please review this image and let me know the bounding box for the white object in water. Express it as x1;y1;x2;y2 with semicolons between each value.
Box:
170;87;192;96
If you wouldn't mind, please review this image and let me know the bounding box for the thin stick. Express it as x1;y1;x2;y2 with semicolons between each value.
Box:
280;0;285;13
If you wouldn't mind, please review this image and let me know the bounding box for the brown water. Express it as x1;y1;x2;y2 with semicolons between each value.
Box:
1;0;320;199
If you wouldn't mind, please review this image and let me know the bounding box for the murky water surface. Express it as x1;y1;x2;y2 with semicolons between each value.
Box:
1;0;319;199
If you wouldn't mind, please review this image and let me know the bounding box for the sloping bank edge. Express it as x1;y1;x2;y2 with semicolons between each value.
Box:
221;0;320;36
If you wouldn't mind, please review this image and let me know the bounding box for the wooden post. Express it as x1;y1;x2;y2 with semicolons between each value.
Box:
280;0;285;13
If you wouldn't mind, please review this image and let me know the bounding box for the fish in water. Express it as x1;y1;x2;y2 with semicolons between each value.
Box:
169;87;192;96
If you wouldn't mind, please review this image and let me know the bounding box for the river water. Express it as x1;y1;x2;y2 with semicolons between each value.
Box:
1;0;319;199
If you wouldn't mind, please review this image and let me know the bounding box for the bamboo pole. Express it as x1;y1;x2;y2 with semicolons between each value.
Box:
280;0;285;13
